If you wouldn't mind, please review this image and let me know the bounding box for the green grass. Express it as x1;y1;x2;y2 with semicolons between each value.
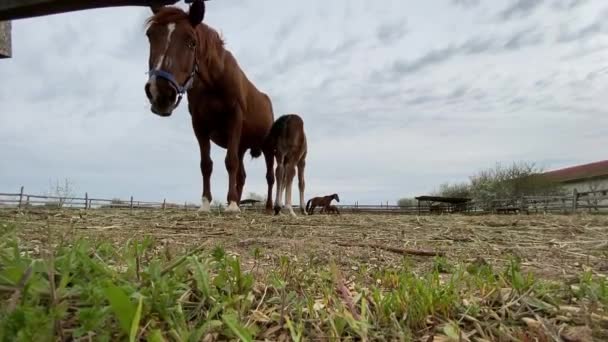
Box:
0;219;606;341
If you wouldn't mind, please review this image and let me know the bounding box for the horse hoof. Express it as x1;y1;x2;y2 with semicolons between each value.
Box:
289;210;297;217
199;197;211;213
273;206;282;215
224;201;241;214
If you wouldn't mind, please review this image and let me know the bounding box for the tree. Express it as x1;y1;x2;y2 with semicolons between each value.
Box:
397;198;416;207
408;161;565;211
45;178;76;208
433;182;471;198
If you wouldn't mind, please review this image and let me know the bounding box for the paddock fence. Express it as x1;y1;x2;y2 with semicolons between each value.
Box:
1;187;608;215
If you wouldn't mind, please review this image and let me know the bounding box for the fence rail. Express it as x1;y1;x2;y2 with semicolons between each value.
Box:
2;186;608;215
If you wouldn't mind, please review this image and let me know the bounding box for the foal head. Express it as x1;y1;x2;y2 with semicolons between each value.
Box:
143;1;206;116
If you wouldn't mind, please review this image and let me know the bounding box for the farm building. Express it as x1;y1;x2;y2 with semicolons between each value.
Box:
543;160;608;193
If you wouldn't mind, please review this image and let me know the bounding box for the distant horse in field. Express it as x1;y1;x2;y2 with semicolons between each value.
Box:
321;205;340;215
306;193;340;215
266;114;307;217
142;1;274;213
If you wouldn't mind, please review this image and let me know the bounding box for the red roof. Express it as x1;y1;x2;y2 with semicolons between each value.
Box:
543;160;608;183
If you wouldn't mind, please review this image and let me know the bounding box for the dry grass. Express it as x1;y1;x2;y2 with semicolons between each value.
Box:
1;208;607;341
3;208;607;280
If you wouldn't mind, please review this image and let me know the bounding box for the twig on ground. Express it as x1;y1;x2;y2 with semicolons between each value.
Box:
334;241;444;257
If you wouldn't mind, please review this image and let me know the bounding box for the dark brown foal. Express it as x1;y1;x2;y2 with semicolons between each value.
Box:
266;114;307;217
306;193;340;215
320;205;340;215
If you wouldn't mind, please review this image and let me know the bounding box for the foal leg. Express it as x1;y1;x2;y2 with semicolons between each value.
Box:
263;148;275;214
284;162;297;217
273;154;285;215
297;157;306;215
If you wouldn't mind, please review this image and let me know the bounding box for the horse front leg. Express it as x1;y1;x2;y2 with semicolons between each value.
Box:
284;162;297;217
224;119;242;214
273;155;285;215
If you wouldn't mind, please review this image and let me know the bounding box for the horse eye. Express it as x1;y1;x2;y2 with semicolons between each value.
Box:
186;40;196;49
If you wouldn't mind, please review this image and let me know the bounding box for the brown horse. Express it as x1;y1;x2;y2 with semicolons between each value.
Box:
142;1;275;213
306;194;340;215
266;114;307;217
321;205;340;215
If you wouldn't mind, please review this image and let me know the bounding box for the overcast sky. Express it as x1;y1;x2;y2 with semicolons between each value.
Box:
1;0;607;205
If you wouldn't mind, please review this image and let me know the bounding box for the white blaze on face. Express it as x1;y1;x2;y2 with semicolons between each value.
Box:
149;22;176;99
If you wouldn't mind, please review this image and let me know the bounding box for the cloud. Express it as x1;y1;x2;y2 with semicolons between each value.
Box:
1;0;608;205
557;21;603;43
551;0;589;11
384;28;544;78
376;19;408;45
451;0;481;8
498;0;544;21
503;27;544;50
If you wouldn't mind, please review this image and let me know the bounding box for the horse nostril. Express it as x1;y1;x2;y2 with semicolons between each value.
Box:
145;83;153;100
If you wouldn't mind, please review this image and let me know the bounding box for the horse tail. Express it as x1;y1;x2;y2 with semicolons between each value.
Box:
250;148;262;159
306;198;312;212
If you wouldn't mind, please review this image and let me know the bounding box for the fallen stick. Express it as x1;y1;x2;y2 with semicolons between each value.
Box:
334;241;444;257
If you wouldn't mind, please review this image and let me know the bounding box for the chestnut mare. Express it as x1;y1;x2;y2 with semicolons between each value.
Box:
143;1;274;213
266;114;307;217
306;194;340;215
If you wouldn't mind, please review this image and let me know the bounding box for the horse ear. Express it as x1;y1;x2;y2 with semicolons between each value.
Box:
188;0;206;27
150;5;161;14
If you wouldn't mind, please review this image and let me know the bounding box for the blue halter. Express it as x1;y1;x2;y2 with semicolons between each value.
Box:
147;60;198;108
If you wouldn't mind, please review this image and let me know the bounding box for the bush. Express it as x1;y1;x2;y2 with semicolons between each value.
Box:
397;198;416;207
410;161;564;210
433;182;471;198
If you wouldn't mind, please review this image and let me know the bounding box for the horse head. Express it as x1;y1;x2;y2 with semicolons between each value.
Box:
332;193;340;203
143;0;207;116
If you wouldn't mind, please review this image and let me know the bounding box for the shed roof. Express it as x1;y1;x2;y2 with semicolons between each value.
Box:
543;160;608;183
414;196;472;204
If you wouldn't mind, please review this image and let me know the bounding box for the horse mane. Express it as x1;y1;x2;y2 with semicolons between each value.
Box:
145;7;226;71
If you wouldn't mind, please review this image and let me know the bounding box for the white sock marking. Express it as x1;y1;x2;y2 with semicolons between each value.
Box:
199;197;210;212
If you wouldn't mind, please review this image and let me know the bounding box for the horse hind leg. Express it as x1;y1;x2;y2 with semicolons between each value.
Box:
263;148;274;214
236;149;246;203
198;136;213;213
284;162;297;217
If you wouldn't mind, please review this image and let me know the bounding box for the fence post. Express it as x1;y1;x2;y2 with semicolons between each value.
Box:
572;189;578;213
17;186;24;208
184;201;188;211
84;192;89;210
162;198;166;210
130;196;134;210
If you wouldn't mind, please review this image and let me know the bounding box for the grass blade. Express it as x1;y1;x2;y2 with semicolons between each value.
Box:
129;295;144;342
103;285;135;335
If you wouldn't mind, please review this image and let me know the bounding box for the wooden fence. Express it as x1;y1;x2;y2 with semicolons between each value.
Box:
2;186;608;215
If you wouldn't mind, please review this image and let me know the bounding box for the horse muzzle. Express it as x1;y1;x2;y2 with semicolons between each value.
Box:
145;78;178;117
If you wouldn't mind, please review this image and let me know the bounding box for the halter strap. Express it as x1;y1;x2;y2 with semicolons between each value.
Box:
147;56;199;108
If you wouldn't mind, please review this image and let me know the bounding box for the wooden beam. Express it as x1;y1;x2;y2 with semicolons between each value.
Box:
0;0;180;21
0;20;10;58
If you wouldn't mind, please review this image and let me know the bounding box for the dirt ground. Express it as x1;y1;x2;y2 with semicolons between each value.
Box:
2;208;607;281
